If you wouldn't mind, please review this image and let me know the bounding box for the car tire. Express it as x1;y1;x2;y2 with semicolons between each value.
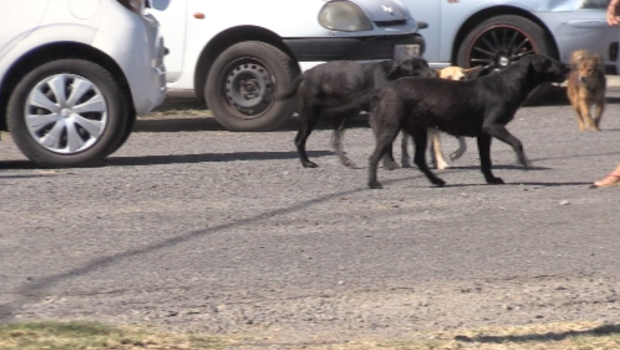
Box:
456;15;554;70
456;15;556;105
205;41;299;131
7;59;130;167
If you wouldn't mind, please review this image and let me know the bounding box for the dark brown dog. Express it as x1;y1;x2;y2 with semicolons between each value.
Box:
566;49;606;131
339;54;568;189
276;57;437;168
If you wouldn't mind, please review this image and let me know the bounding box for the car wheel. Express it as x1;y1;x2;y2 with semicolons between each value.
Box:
205;41;299;131
7;59;130;167
456;15;556;105
456;15;554;71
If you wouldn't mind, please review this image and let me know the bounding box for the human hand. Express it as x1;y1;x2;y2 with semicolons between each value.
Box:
608;0;620;25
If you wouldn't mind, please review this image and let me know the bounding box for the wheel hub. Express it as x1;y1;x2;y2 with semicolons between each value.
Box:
61;108;72;118
239;79;260;100
226;63;271;112
498;56;510;67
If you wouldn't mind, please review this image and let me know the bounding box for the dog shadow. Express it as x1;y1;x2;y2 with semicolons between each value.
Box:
0;151;334;169
134;113;371;133
453;324;620;344
443;164;550;171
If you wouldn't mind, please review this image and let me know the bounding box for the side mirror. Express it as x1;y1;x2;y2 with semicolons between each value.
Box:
417;21;429;30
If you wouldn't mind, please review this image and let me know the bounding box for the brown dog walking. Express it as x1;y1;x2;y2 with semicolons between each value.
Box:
567;49;606;131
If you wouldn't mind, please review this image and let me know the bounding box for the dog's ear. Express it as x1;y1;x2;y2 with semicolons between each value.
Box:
389;58;411;79
388;63;403;79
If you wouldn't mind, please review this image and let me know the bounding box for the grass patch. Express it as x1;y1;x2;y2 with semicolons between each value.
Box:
1;321;619;350
147;95;210;118
0;321;228;350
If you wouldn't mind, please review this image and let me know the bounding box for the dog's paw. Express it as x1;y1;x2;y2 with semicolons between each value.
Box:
435;161;449;170
431;178;446;187
302;161;319;168
486;177;505;185
341;158;358;168
383;162;400;171
368;181;383;189
515;156;532;168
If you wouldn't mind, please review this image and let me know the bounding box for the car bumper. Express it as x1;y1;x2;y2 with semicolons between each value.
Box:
283;33;425;61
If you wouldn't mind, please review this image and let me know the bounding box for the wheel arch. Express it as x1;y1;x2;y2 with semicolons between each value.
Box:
194;25;300;104
450;6;560;65
0;42;135;131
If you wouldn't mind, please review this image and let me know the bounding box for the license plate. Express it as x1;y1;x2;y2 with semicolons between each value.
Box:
394;44;420;61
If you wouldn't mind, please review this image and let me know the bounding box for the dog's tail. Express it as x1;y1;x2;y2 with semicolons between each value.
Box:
274;75;304;100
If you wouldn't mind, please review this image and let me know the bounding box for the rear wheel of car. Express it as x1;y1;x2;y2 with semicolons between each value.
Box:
205;41;299;131
456;15;554;70
7;59;130;167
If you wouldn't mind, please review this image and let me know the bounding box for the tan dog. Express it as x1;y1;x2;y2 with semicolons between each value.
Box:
401;66;474;169
567;49;606;131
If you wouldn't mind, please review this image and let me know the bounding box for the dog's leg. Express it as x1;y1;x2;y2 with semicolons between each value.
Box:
476;134;504;184
295;108;320;168
381;145;400;170
483;124;531;168
367;107;402;189
577;100;596;131
450;136;467;161
428;129;449;170
408;126;446;187
400;131;412;168
593;102;605;130
368;128;400;189
572;103;586;131
332;113;358;168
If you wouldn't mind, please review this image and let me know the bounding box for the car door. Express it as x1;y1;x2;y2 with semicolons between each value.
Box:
0;0;48;58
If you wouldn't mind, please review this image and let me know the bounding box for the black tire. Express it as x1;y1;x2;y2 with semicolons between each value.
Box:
456;15;554;70
205;41;299;131
7;59;130;167
456;15;556;105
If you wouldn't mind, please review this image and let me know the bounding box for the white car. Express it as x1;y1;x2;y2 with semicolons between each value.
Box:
0;0;166;167
150;0;424;131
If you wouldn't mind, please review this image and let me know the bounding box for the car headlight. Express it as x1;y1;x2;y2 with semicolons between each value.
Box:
319;1;373;32
117;0;146;14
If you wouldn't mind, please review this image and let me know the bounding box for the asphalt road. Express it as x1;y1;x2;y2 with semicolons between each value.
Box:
1;86;620;347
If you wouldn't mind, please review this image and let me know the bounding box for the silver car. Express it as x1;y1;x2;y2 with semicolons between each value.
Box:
403;0;616;71
0;0;167;167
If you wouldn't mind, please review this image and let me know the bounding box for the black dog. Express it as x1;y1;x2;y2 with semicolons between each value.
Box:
345;54;568;189
276;57;437;168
